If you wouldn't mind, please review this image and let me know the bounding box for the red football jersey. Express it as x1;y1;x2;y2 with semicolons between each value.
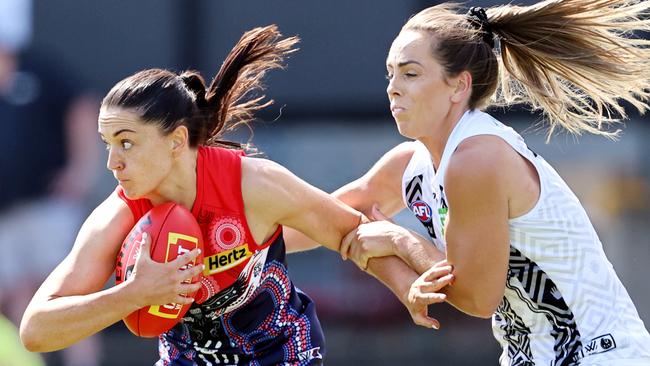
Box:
116;146;280;306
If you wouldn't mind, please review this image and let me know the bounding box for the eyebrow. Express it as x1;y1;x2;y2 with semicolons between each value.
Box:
98;128;136;139
113;129;136;137
387;60;423;69
399;60;422;67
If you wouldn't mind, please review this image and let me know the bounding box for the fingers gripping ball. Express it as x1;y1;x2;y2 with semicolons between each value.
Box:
115;202;204;337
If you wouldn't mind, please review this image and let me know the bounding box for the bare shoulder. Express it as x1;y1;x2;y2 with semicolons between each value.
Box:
333;141;418;216
239;156;309;223
362;141;419;193
384;140;420;162
90;192;133;228
445;135;518;201
240;157;291;198
372;141;419;175
448;135;518;179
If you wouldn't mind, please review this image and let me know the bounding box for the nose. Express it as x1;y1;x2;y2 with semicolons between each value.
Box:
386;76;401;98
106;147;123;172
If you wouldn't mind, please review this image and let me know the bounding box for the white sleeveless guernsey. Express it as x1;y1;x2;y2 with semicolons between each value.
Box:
401;110;650;365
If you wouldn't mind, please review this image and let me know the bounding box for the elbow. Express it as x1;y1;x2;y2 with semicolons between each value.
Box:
20;327;41;353
464;296;501;319
445;269;506;319
20;319;52;353
472;305;498;319
447;288;502;319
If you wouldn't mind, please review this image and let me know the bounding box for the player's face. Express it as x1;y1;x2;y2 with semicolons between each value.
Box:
98;107;175;199
386;30;457;139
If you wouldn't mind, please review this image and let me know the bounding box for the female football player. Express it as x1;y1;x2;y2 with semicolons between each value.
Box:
332;1;650;365
20;25;453;365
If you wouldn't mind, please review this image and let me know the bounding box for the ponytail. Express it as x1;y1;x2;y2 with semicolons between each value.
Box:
101;25;298;149
404;1;650;139
489;0;650;138
201;25;298;147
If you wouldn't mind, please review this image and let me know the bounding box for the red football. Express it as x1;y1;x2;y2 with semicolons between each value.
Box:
115;202;204;337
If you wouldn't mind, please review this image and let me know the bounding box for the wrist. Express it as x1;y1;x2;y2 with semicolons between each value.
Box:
391;227;414;259
118;279;147;311
399;273;416;307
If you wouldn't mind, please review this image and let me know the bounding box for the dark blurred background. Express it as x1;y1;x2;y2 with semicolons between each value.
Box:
1;1;648;365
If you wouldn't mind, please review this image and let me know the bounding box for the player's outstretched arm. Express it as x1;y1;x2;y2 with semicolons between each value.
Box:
334;142;446;273
19;193;202;352
242;157;363;252
242;147;453;328
282;142;417;253
242;156;452;328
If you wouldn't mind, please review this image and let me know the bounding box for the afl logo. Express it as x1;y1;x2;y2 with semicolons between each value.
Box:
211;217;245;251
410;200;432;223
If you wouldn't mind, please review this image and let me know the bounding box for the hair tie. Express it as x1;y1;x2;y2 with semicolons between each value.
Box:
467;6;495;49
180;74;209;109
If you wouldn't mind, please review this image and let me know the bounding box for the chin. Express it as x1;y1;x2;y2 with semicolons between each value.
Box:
120;188;138;200
119;183;142;200
395;119;417;139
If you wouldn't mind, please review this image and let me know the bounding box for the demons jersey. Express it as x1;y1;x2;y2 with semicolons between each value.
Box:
117;146;324;365
401;110;650;365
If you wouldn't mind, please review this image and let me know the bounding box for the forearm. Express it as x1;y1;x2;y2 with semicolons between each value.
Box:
365;255;419;305
20;282;140;352
392;229;446;275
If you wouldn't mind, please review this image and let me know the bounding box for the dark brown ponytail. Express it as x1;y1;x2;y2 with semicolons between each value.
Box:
101;25;299;149
202;25;298;146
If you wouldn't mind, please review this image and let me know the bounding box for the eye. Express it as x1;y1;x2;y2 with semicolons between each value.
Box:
405;72;417;78
121;140;133;150
385;73;393;80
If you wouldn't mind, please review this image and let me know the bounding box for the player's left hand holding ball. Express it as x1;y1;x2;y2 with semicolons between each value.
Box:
125;232;204;309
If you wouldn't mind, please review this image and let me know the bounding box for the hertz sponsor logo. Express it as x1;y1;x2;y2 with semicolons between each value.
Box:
204;244;252;275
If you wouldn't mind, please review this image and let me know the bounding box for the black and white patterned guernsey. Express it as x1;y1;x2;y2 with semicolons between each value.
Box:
400;110;650;365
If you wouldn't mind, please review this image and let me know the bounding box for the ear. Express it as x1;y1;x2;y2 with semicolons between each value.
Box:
169;125;189;156
450;70;472;104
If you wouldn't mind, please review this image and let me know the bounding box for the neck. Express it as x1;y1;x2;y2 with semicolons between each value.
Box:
419;106;469;169
149;148;199;210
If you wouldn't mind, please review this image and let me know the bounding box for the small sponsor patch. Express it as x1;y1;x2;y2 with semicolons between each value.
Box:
410;200;432;223
573;333;617;362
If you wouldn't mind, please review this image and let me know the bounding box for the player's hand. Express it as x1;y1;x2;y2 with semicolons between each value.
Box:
340;205;409;270
404;295;442;329
127;232;204;308
408;261;454;307
405;260;453;328
340;223;397;270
